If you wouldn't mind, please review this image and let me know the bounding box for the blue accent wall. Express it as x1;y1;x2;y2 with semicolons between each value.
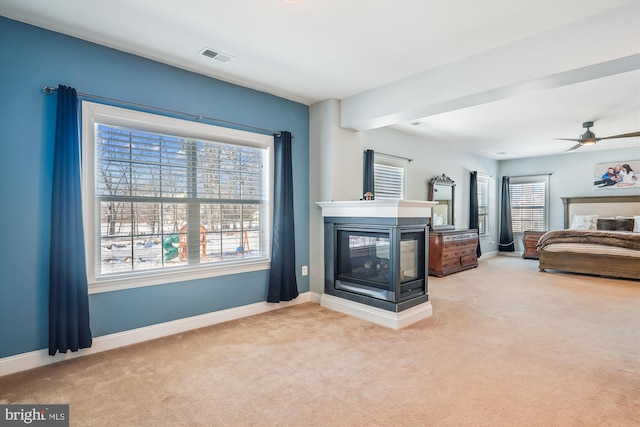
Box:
0;17;310;358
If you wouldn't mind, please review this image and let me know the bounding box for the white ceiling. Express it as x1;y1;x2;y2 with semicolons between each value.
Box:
2;0;639;159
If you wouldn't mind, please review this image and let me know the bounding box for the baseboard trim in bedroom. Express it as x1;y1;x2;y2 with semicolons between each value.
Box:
497;251;523;257
320;293;433;329
479;250;498;259
0;291;322;377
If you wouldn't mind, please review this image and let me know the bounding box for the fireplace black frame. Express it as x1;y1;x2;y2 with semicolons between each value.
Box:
324;216;429;312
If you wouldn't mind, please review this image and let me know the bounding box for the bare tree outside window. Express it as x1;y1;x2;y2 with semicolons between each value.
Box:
91;119;269;277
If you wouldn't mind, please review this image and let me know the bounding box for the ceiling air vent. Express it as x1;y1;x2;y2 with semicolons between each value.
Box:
199;48;233;63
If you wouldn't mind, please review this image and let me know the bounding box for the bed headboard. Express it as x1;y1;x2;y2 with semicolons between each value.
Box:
562;195;640;229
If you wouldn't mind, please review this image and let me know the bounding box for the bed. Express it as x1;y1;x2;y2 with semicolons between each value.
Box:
537;195;640;280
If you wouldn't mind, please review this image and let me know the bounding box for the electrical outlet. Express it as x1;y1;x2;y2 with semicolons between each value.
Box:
301;265;308;276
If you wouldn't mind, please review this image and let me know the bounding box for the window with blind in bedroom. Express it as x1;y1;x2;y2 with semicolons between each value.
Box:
374;154;407;200
477;174;490;236
509;175;549;233
81;102;273;291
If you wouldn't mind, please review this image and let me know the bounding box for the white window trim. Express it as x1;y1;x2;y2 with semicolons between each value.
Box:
477;173;490;236
81;101;273;294
374;153;408;200
509;174;550;234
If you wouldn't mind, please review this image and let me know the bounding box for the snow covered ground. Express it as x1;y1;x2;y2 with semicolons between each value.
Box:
99;230;261;275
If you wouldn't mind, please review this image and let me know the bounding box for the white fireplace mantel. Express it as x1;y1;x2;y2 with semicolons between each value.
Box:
316;200;437;218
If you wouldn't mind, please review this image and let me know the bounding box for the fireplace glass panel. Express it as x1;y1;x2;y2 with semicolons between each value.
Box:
337;231;391;287
400;238;418;283
335;227;426;305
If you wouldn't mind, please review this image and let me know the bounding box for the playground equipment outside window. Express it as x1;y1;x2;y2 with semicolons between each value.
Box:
81;102;273;292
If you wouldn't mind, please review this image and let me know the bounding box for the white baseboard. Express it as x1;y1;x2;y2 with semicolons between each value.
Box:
479;250;498;259
0;291;322;377
320;293;432;329
498;251;523;257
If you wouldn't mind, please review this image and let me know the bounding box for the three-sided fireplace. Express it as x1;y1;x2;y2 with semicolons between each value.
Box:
318;200;435;327
324;216;429;312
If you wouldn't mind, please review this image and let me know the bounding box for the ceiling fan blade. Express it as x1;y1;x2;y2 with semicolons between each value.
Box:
565;143;583;152
600;131;640;140
554;138;582;142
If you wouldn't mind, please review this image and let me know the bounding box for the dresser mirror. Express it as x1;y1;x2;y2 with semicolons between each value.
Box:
428;174;455;230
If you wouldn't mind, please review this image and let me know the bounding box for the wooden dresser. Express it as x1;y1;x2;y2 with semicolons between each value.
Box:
428;229;479;277
522;230;546;260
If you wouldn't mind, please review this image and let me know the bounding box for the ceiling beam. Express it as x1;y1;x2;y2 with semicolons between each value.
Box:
340;1;640;132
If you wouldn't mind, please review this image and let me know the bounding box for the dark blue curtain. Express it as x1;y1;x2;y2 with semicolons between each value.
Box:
499;176;515;252
267;131;299;303
363;149;375;199
469;171;482;257
49;85;92;355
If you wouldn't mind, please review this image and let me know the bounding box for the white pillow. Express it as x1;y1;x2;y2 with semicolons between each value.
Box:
634;215;640;233
570;214;598;230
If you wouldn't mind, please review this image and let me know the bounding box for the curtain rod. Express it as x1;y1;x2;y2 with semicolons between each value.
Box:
367;150;413;162
42;86;284;137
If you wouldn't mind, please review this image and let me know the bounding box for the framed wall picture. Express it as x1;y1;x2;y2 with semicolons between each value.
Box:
593;160;640;190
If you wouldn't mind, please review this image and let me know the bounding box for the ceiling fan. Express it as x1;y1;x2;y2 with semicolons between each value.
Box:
555;121;640;152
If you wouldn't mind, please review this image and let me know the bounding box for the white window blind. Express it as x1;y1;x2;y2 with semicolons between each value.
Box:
374;163;404;199
373;154;407;200
509;175;549;233
82;102;272;289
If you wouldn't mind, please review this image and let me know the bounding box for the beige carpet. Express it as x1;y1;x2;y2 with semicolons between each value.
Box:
1;256;639;426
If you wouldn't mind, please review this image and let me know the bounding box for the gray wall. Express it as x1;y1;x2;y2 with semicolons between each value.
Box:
362;127;500;255
309;109;502;295
499;147;640;233
309;103;638;297
360;130;639;255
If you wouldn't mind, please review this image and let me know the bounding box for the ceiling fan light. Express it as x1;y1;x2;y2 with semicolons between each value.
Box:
580;129;597;145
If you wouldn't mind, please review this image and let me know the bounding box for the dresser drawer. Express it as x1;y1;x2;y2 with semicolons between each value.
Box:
429;228;479;277
443;233;476;243
460;245;477;256
442;241;463;250
442;248;462;260
442;257;462;270
461;254;477;266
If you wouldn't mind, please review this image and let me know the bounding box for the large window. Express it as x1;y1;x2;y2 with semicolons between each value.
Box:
374;154;407;200
509;175;549;233
82;102;272;291
477;174;490;236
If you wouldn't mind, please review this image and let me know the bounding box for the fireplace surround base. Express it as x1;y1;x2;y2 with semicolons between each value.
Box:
320;293;433;330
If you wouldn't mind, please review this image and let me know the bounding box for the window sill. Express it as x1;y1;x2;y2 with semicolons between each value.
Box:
88;260;271;294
